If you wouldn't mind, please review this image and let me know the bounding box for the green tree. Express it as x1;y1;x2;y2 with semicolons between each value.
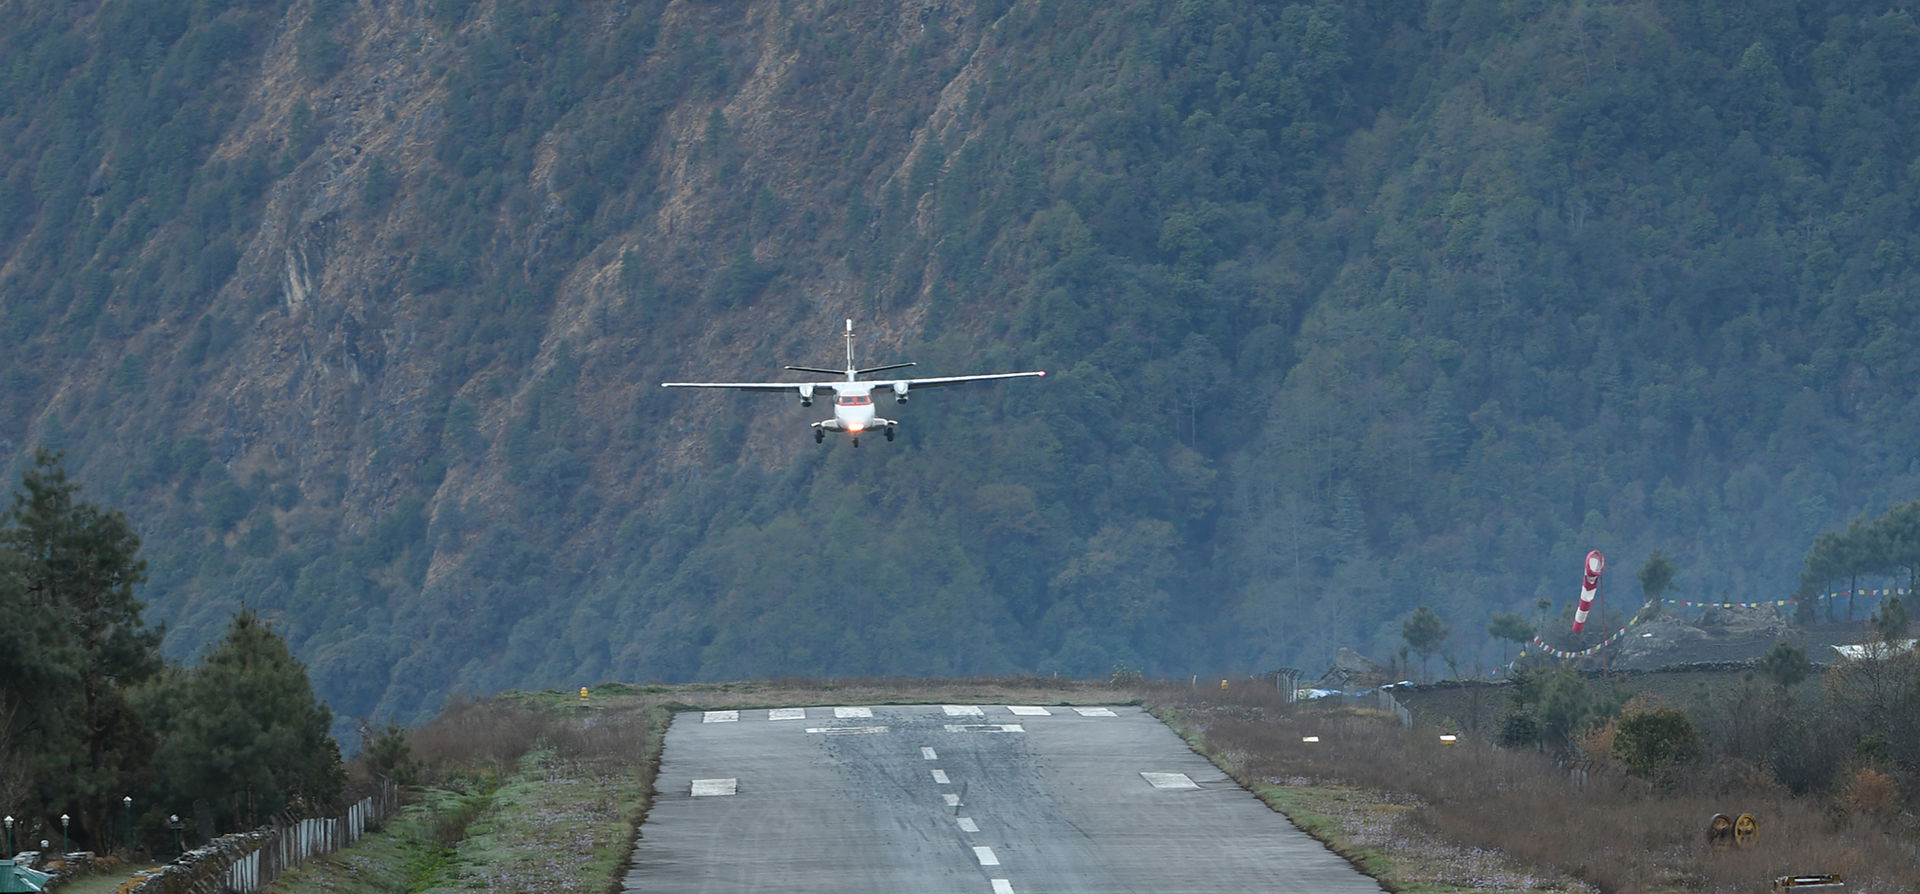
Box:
1871;595;1910;645
1758;641;1810;689
1537;670;1595;751
359;722;416;785
1611;704;1700;784
1637;550;1676;607
1402;605;1449;680
1486;611;1533;661
0;448;161;846
147;610;344;831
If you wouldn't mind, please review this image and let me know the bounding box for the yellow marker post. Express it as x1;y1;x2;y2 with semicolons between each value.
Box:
579;686;590;703
1220;679;1229;691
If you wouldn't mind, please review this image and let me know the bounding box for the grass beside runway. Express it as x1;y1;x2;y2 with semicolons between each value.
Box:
269;699;666;894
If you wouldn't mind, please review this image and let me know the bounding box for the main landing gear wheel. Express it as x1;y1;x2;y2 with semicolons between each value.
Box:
814;429;824;444
884;427;895;442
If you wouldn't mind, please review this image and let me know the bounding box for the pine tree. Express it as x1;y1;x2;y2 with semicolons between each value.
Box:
0;448;161;847
1637;550;1677;607
1401;605;1449;680
147;610;344;831
1485;611;1533;661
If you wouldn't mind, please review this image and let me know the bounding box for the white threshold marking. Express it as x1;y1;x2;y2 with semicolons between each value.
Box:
768;707;805;721
1006;705;1050;715
690;778;737;796
805;725;887;735
946;723;1025;733
921;747;938;760
991;881;1016;894
1072;706;1117;717
973;846;1000;866
834;706;873;718
703;710;738;723
944;793;962;806
931;769;950;784
957;817;979;833
1141;771;1200;790
943;705;984;716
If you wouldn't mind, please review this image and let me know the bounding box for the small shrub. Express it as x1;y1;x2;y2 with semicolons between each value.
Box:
1838;767;1898;820
1612;704;1700;783
1496;709;1539;747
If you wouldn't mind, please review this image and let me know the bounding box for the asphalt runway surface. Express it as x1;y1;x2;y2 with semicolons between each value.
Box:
621;704;1384;893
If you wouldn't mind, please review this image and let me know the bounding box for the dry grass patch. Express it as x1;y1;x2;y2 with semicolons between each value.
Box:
1148;684;1920;893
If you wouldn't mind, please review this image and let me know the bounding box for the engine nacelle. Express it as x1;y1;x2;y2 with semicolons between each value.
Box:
893;381;910;403
798;384;815;407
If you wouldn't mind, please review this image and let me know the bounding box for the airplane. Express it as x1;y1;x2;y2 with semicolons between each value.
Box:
661;320;1045;446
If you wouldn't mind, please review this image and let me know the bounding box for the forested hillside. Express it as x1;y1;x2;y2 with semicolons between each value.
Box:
3;0;1918;728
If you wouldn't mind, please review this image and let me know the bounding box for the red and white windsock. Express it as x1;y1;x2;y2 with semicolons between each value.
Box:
1572;550;1606;633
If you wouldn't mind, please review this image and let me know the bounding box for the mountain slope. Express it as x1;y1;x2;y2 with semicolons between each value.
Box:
2;0;1917;726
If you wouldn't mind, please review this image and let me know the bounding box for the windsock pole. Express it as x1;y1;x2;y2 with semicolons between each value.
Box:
1572;550;1605;633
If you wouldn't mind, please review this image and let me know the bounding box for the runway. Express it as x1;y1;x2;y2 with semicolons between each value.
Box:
621;704;1384;893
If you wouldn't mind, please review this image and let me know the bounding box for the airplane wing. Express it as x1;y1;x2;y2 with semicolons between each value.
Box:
659;381;840;393
870;370;1046;390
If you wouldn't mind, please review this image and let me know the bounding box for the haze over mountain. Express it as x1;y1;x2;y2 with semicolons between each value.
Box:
4;0;1918;727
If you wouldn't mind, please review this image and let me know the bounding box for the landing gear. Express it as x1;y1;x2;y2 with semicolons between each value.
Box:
814;429;824;444
884;426;895;442
852;437;860;448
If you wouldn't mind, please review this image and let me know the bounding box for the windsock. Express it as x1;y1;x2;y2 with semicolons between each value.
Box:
1572;550;1605;633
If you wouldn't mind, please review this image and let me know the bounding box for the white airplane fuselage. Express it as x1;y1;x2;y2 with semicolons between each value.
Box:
819;388;889;434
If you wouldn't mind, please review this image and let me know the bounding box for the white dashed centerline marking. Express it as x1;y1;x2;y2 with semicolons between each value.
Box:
702;710;738;723
957;817;979;833
973;846;1000;867
1072;707;1117;717
805;726;887;735
921;747;939;760
931;769;950;784
834;706;872;719
944;793;962;807
1141;771;1200;790
768;707;805;721
690;778;737;796
991;880;1016;894
1006;705;1050;715
943;705;984;716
